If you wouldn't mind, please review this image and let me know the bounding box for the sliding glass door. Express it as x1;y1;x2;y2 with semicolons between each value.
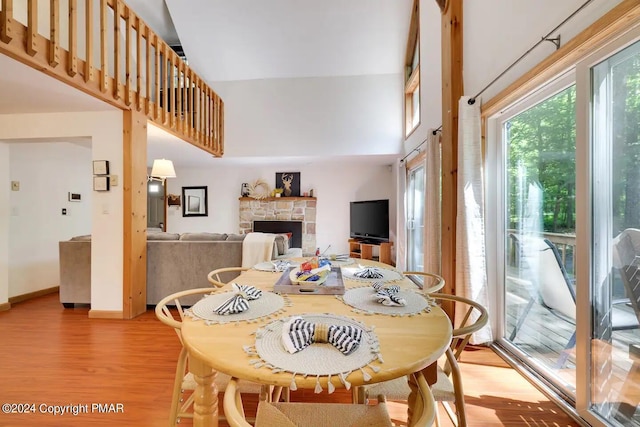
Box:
578;34;640;426
406;164;425;272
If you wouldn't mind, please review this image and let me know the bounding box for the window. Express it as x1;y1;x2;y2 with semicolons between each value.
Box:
404;0;420;137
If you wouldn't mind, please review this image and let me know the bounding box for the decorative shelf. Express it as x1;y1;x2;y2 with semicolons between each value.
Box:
239;197;316;201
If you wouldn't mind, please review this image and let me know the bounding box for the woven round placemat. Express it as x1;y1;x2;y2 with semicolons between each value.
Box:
188;291;286;325
252;314;381;379
340;265;404;283
340;286;431;315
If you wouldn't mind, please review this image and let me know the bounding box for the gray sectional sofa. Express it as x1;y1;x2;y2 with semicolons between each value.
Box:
58;232;299;307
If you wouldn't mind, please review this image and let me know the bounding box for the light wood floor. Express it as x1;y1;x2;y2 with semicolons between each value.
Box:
0;293;580;426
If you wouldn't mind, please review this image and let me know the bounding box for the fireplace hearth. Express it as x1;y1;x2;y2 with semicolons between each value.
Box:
239;198;316;255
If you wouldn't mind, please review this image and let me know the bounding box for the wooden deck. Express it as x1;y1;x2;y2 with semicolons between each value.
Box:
0;292;580;427
506;289;640;425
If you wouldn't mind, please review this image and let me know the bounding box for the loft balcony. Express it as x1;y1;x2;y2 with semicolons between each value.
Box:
0;0;223;156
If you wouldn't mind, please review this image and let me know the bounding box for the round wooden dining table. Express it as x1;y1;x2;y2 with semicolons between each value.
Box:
180;259;452;427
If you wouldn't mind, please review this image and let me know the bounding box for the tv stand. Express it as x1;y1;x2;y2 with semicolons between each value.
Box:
348;239;393;265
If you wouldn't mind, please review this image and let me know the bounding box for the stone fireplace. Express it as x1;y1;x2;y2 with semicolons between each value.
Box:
239;197;316;255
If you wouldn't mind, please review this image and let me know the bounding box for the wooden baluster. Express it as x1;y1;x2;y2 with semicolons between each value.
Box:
124;5;132;106
169;52;175;129
154;34;160;120
84;0;93;82
68;0;77;77
219;97;224;154
99;0;108;92
185;68;191;137
1;0;14;43
26;0;37;56
183;64;188;136
177;60;183;133
113;0;120;100
145;24;151;116
136;17;142;111
162;44;168;125
49;0;60;66
206;88;211;148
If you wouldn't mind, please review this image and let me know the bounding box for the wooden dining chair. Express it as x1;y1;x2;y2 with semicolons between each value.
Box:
403;271;446;294
223;370;437;427
155;287;263;426
360;294;489;427
207;266;250;288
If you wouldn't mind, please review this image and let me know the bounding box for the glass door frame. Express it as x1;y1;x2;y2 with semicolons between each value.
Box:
486;70;578;400
574;23;640;426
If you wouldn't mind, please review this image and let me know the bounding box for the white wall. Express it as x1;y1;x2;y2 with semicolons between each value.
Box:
165;159;396;257
212;74;404;158
8;141;93;297
0;111;123;311
464;0;623;102
0;143;9;305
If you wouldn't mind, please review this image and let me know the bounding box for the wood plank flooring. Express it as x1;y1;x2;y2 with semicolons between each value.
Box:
0;293;580;426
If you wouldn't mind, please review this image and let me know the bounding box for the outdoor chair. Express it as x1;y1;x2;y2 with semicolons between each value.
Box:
509;235;639;368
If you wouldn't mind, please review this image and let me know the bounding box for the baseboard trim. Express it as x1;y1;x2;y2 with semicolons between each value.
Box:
88;310;123;319
0;302;11;312
8;286;59;305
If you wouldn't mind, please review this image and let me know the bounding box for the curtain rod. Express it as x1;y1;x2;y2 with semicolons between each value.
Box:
465;0;594;105
400;128;442;163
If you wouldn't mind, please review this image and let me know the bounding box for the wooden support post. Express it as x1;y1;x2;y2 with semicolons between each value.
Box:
122;110;147;319
439;0;463;317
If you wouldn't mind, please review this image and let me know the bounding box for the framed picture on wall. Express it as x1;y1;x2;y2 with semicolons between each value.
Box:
275;172;300;197
182;186;208;217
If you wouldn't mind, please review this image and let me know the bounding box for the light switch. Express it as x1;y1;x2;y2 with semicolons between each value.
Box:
11;181;19;191
62;208;67;216
110;175;118;186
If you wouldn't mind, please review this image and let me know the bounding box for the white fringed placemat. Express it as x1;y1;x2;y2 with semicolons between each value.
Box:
339;286;434;316
186;291;288;325
244;313;383;393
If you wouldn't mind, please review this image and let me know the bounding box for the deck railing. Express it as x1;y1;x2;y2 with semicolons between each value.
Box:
507;230;576;277
0;0;223;156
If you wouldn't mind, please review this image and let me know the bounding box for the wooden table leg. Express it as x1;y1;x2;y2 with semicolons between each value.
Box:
189;355;219;427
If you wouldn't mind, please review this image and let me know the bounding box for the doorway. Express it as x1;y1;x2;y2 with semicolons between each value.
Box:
147;180;166;231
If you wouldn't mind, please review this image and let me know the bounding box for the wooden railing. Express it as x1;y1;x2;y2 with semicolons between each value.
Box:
0;0;223;156
507;230;576;277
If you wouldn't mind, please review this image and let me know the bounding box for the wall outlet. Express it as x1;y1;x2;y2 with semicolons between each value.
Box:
11;181;19;191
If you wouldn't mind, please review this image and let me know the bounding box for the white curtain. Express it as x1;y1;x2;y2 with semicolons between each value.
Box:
456;96;493;344
424;131;441;274
396;158;407;272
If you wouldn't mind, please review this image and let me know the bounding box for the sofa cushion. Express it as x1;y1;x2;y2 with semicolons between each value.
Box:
147;232;180;240
180;232;228;241
226;234;247;241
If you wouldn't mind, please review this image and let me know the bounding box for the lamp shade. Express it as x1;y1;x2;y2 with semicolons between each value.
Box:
150;159;176;179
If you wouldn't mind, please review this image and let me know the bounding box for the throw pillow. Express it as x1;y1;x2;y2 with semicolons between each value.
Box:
274;234;290;255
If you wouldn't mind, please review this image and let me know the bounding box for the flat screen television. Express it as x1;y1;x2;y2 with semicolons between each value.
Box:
350;199;389;243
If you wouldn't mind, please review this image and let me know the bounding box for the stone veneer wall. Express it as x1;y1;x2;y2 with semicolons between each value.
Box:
239;198;317;255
